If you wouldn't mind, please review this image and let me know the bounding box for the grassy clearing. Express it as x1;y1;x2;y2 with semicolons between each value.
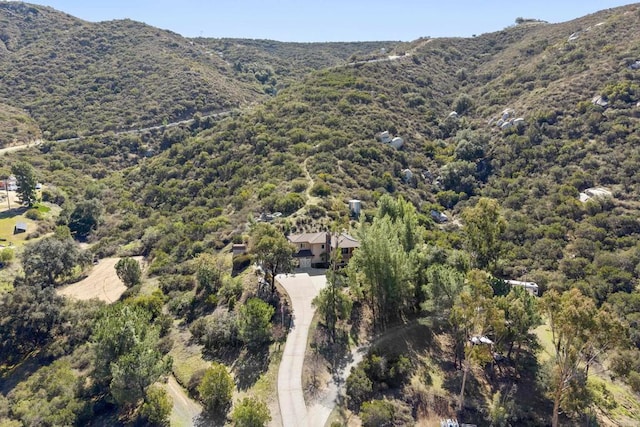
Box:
0;210;36;247
168;325;209;389
533;321;555;363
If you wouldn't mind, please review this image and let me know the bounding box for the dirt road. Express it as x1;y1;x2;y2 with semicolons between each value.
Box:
57;257;142;303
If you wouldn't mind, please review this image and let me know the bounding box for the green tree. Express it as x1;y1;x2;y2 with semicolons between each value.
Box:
423;264;465;311
230;397;271;427
68;199;103;239
139;385;172;426
195;253;223;295
0;284;65;364
495;286;541;361
8;360;83;427
349;197;421;329
198;362;234;416
313;252;352;342
92;304;171;409
237;298;274;348
115;257;142;288
11;161;37;207
450;270;505;410
461;197;506;272
541;289;625;427
250;223;294;293
21;236;86;285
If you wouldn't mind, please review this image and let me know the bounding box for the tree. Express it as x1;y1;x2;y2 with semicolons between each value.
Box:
0;284;65;364
198;362;234;416
115;257;142;288
313;252;352;342
423;264;465;311
68;199;103;239
11;161;37;207
237;298;274;348
450;270;505;410
495;286;541;361
139;385;172;426
8;360;83;427
195;253;223;295
461;198;506;272
541;289;625;427
250;223;295;293
92;303;171;409
348;196;422;329
230;397;271;427
21;236;86;285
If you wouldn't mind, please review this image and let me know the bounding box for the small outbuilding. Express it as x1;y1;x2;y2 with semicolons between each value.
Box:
14;222;27;234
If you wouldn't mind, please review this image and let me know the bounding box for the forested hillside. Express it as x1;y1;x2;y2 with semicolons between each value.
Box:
1;2;640;427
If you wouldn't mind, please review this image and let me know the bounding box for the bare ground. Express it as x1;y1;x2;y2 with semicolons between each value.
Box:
57;257;143;303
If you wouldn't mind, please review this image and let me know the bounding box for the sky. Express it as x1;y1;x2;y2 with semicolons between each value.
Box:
23;0;638;42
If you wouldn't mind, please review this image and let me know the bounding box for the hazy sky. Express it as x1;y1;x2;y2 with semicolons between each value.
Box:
27;1;637;42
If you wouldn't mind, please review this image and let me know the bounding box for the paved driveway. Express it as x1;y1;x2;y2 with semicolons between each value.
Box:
276;272;326;427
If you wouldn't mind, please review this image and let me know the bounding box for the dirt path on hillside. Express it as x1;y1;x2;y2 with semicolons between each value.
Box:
57;257;142;303
165;375;202;427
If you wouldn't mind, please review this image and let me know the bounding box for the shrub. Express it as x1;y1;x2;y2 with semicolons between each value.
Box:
25;209;43;220
140;385;172;426
346;366;372;411
198;362;234;416
310;181;331;197
230;397;271;427
360;399;413;427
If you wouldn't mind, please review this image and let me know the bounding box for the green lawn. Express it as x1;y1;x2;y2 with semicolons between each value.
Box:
0;209;36;247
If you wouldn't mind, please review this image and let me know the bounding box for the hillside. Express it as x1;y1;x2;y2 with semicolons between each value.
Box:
0;2;262;140
0;3;640;427
197;38;405;92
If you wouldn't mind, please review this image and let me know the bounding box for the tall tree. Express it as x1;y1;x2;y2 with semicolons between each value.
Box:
348;196;423;329
250;223;294;293
313;251;352;342
450;270;505;410
541;289;625;427
423;264;465;312
461;198;506;272
11;161;37;207
495;286;541;361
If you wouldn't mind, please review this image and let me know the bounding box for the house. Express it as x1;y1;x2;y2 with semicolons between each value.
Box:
505;279;539;296
288;231;359;268
232;244;247;256
14;222;27;234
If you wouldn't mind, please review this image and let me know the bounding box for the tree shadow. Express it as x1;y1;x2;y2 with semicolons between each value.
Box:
232;346;270;391
0;351;54;395
0;206;27;220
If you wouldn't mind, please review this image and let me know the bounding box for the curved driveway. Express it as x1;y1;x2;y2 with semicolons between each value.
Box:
276;272;326;427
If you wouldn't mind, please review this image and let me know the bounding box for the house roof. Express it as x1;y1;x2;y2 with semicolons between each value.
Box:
288;232;328;245
15;222;27;230
293;249;314;258
288;231;360;249
333;233;360;249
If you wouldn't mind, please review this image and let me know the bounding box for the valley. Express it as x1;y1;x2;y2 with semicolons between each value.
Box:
1;2;640;427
